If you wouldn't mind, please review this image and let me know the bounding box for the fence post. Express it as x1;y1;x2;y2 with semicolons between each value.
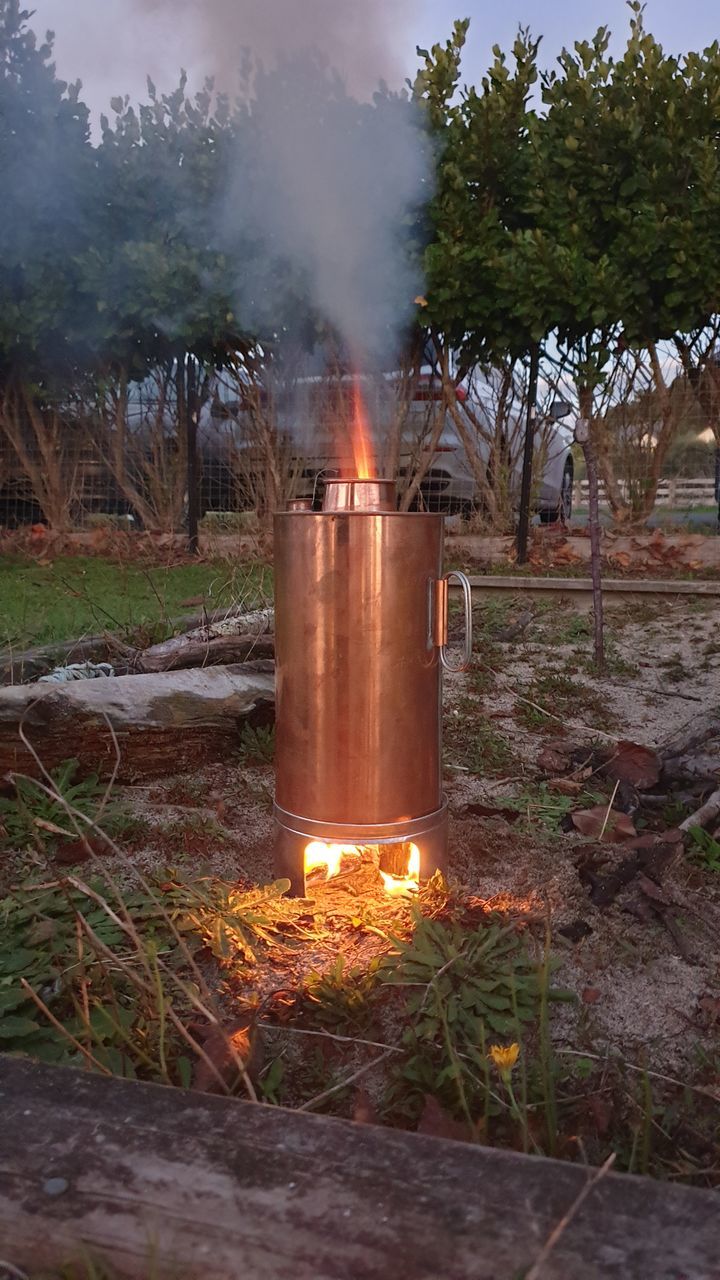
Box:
515;343;540;565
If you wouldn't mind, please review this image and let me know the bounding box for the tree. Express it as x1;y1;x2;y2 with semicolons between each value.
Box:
0;1;93;527
535;3;720;522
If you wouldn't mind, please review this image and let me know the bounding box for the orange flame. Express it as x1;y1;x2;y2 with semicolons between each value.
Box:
379;843;420;897
350;381;376;480
304;841;420;896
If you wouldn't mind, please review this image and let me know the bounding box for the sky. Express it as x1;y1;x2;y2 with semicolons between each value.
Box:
30;0;720;116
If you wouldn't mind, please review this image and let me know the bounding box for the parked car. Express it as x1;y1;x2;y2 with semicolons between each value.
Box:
220;370;575;521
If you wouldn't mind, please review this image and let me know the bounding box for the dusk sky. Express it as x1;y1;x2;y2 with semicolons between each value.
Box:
32;0;720;114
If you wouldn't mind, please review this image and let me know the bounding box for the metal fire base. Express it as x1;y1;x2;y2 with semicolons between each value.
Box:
274;800;448;897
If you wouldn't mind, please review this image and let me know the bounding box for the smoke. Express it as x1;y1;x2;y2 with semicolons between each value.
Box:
35;0;432;370
140;0;433;368
135;0;415;99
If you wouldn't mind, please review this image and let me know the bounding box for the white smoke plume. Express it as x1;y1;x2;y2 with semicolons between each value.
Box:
36;0;432;367
143;0;432;366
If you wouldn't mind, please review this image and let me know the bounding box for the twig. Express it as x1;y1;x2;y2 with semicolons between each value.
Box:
298;1049;395;1113
258;1023;402;1055
488;668;617;741
645;684;703;704
556;1049;719;1100
20;978;112;1075
597;778;620;841
0;1262;29;1280
679;787;720;832
524;1153;616;1280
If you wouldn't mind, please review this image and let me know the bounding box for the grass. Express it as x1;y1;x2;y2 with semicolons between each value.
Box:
515;670;611;732
0;555;272;649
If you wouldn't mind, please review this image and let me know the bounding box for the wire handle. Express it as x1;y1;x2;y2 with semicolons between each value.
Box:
440;571;473;673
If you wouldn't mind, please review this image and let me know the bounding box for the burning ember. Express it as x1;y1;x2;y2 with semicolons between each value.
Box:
304;841;421;896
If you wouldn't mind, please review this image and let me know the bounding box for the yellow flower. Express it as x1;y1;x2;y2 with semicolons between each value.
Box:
489;1042;520;1077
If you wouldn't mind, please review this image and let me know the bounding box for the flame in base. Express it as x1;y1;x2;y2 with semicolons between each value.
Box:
304;841;420;896
380;843;420;896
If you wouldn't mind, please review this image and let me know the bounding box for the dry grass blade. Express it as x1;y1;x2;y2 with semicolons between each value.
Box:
11;724;260;1100
298;1048;396;1113
597;778;620;842
20;978;112;1075
524;1153;616;1280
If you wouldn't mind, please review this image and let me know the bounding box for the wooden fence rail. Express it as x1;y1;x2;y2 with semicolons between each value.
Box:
574;477;718;508
0;1059;718;1279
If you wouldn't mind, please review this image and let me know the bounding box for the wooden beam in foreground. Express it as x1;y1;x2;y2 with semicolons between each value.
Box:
0;1059;718;1280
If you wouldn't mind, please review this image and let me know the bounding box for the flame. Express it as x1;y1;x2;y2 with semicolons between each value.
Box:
380;843;420;897
350;381;376;480
304;842;359;881
304;840;420;896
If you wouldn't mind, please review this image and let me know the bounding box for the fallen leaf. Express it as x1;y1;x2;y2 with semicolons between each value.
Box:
55;837;106;866
352;1087;379;1125
462;802;520;822
417;1095;476;1143
558;919;592;942
193;1022;260;1094
547;777;582;796
586;1093;613;1136
582;987;602;1004
571;806;637;842
636;873;671;905
537;744;571;775
603;741;660;790
698;996;720;1028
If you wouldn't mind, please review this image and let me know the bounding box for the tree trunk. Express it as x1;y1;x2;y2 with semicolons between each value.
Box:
577;386;605;671
515;344;539;564
0;382;80;530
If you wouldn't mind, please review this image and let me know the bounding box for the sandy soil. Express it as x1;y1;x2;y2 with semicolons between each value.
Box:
5;594;718;1088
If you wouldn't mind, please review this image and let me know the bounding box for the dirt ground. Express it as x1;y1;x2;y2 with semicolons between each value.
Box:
79;593;718;1083
3;589;718;1179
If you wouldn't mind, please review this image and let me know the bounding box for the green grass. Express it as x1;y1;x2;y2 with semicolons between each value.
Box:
0;556;272;649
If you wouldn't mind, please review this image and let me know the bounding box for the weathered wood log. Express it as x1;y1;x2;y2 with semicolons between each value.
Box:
0;633;116;685
661;710;720;786
680;787;720;832
0;1060;718;1280
0;663;275;782
1;607;274;685
135;610;274;673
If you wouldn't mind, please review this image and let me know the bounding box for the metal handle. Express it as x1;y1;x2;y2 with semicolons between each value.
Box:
440;571;473;673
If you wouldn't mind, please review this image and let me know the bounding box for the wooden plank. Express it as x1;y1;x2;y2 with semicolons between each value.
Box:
0;1059;718;1280
455;574;720;611
0;663;275;782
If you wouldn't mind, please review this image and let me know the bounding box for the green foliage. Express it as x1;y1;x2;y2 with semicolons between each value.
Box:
445;699;514;775
0;555;270;649
0;874;194;1070
0;0;92;386
0;758;131;851
238;723;276;765
687;826;720;872
513;781;603;832
381;913;564;1118
303;956;382;1035
192;877;293;965
0;872;293;1077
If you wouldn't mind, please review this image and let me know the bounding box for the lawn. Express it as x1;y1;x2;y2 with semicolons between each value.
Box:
0;555;272;650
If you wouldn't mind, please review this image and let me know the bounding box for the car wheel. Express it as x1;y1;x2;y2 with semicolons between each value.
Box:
539;460;573;525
